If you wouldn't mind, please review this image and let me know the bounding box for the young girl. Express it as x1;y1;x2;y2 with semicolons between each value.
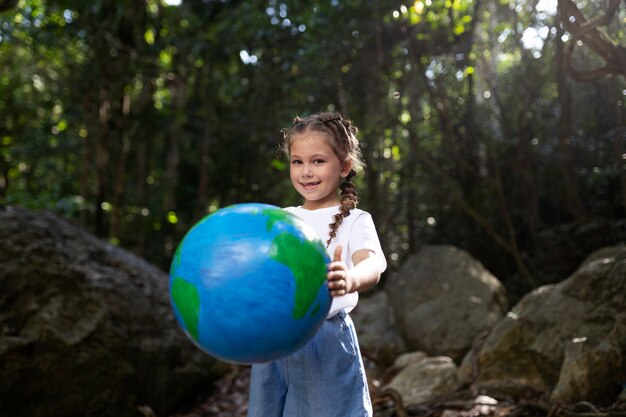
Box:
247;112;387;417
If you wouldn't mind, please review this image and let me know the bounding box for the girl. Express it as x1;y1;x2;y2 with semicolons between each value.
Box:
247;112;387;417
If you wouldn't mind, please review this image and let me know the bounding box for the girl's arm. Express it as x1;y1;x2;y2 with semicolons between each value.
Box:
327;245;382;297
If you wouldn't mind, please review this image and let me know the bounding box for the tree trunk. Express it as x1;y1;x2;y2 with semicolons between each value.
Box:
79;121;91;228
163;77;187;213
555;18;586;221
196;123;211;220
407;130;420;254
616;98;626;212
361;8;387;223
135;73;156;256
136;136;148;256
94;89;111;237
515;114;540;237
109;93;131;241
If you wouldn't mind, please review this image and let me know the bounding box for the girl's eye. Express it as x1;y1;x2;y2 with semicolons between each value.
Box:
291;160;302;165
313;159;326;164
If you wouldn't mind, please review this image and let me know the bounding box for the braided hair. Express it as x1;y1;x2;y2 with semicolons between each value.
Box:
281;112;365;247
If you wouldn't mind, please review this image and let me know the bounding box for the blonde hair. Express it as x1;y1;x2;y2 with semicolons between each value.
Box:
281;112;365;247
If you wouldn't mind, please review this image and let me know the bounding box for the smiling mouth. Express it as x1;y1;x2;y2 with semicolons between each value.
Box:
301;181;321;190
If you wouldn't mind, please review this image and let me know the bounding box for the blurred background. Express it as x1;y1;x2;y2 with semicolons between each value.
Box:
1;0;624;301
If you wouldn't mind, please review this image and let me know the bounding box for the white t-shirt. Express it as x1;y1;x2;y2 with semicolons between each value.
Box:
284;205;387;318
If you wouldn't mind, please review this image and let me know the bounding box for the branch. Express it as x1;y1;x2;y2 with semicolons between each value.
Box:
411;144;535;287
578;0;622;35
557;0;626;80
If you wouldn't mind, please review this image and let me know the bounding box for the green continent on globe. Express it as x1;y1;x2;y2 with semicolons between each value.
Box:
270;233;327;320
262;207;298;232
171;277;201;340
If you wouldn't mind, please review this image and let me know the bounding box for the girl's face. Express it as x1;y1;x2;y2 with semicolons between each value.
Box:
289;132;351;210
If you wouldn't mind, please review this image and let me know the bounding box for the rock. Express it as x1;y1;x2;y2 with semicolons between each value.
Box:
467;245;626;402
384;354;459;406
0;206;225;417
393;351;428;368
386;245;508;362
350;290;407;365
551;318;624;403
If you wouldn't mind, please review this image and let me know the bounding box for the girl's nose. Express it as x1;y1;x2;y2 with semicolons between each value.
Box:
302;165;313;177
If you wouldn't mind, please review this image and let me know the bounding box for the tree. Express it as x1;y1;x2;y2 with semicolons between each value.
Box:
2;0;624;296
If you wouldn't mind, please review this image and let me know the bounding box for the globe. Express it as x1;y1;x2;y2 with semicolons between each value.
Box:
169;203;332;364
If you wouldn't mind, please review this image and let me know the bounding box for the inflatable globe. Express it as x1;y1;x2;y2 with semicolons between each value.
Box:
169;203;332;364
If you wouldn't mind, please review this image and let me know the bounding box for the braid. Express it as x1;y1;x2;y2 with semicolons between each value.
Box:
326;169;358;247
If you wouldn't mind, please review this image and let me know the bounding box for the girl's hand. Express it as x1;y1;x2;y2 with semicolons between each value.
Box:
327;245;354;297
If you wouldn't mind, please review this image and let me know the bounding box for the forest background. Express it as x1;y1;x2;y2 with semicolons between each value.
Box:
1;0;624;302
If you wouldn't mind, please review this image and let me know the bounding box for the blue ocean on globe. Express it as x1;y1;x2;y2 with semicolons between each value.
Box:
169;203;332;364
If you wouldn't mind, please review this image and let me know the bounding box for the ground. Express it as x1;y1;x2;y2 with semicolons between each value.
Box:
163;364;626;417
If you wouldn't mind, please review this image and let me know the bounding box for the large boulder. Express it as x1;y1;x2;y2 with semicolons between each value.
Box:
384;352;459;406
462;245;625;402
350;290;407;366
386;245;508;362
0;206;225;417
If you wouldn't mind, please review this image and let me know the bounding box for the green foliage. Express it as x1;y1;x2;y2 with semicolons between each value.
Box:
1;0;624;299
